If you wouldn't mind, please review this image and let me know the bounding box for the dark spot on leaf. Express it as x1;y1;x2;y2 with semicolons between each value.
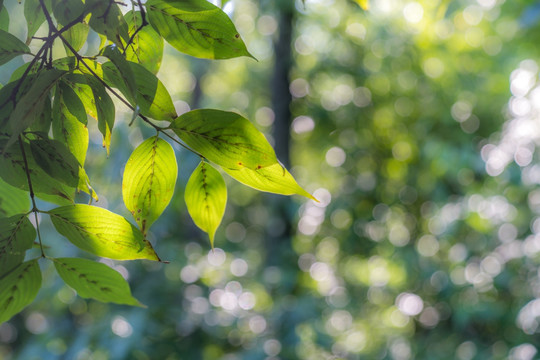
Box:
100;287;111;292
235;34;240;38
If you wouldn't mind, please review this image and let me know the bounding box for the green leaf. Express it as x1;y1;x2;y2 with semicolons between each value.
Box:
30;92;52;134
29;139;81;188
0;260;41;324
185;161;226;247
0;178;30;218
62;20;90;54
223;162;317;201
102;60;177;121
86;0;129;49
0;29;31;66
124;11;164;75
0;215;35;277
170;109;277;170
0;6;9;32
122;136;177;235
0;139;75;205
102;45;137;102
84;75;115;154
53;257;142;306
146;0;254;60
49;204;161;261
53;0;85;25
24;0;47;42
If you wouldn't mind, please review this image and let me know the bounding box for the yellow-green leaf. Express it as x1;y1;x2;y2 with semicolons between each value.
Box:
0;260;41;324
49;204;160;261
0;177;30;218
223;163;317;201
0;215;35;277
122;137;177;235
53;257;143;306
185;161;226;247
124;10;164;75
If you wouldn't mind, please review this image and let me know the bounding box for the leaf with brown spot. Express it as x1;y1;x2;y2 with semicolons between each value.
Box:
0;260;41;324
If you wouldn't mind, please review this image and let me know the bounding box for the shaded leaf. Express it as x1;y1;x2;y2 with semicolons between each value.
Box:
0;260;41;324
185;161;226;247
62;20;90;54
0;178;29;218
223;162;317;201
146;0;253;59
0;29;31;66
49;204;160;261
0;215;35;277
124;10;163;75
30;139;80;188
0;6;9;32
24;0;47;42
86;0;129;49
102;45;137;102
54;257;142;306
123;137;177;235
84;75;115;154
170;109;277;170
53;0;85;25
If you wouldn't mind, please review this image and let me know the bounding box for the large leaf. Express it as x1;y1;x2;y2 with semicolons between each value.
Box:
185;161;226;247
124;10;164;74
48;204;160;261
0;139;75;205
223;162;317;201
146;0;253;60
53;257;142;306
170;109;277;170
30;139;80;188
102;60;177;121
0;177;29;218
0;215;35;277
0;29;31;66
0;260;41;324
122;137;177;235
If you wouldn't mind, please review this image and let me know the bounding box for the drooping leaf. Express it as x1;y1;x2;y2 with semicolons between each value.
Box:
0;260;41;324
122;136;177;235
53;257;143;306
102;60;177;121
146;0;254;60
49;204;160;261
124;10;164;74
0;178;29;218
84;75;115;154
24;0;47;42
185;161;226;247
62;72;98;121
29;139;81;188
0;29;31;66
170;109;277;170
0;139;75;205
222;162;317;201
86;0;129;49
0;215;35;277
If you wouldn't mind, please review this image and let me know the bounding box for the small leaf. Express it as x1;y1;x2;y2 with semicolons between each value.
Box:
53;257;143;306
84;75;115;154
124;10;164;74
0;29;31;66
185;161;226;247
170;109;277;170
24;0;47;42
0;215;35;276
103;60;177;120
146;0;254;60
30;139;80;188
49;204;160;261
62;20;90;54
0;260;41;324
122;137;177;235
222;162;317;201
86;0;129;49
0;5;9;32
0;177;29;218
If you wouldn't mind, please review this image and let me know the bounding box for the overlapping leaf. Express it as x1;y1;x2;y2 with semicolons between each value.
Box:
0;29;31;66
24;0;47;43
124;11;163;74
170;109;277;170
185;161;226;247
0;215;35;276
54;257;142;306
49;204;160;261
123;137;177;235
146;0;253;59
86;0;129;49
0;178;29;218
30;139;80;188
0;260;41;324
223;163;317;201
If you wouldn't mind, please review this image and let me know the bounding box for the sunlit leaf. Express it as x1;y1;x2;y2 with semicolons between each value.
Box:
146;0;254;59
185;161;226;247
0;215;35;277
102;45;137;102
170;109;277;170
223;163;317;201
49;204;160;261
0;178;29;218
0;29;31;66
84;75;115;154
0;260;41;324
123;136;177;235
86;0;129;48
30;139;80;188
62;20;90;53
124;10;163;74
53;257;143;306
354;0;369;10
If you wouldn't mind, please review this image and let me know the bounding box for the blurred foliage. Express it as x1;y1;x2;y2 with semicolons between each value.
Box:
4;0;540;359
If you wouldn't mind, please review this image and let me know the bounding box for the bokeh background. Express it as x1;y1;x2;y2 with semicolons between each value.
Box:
3;0;540;359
